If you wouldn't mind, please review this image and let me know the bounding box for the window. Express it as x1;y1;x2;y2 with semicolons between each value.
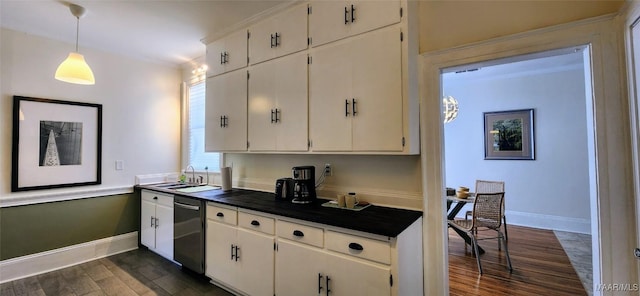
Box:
187;81;220;172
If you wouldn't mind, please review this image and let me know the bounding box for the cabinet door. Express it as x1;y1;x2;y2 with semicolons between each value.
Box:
140;199;156;249
154;203;174;260
275;4;309;58
250;4;308;65
206;38;226;76
249;18;277;65
224;30;249;73
205;69;248;151
249;53;308;151
236;229;275;296
206;221;238;286
348;0;401;37
325;254;391;296
309;0;351;47
309;40;352;151
351;26;403;151
248;60;277;151
275;240;325;296
275;53;308;151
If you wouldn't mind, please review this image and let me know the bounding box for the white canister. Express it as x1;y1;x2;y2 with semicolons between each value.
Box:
221;167;232;191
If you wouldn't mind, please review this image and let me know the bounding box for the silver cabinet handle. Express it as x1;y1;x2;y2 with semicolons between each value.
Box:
150;216;154;227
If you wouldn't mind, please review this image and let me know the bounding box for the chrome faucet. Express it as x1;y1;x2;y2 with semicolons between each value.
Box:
186;165;196;184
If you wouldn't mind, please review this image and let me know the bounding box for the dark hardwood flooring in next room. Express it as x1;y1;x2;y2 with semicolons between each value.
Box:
0;249;233;296
449;225;587;296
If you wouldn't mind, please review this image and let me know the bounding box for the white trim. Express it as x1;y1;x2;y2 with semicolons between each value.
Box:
0;232;138;284
622;1;640;284
450;207;591;234
422;14;636;294
0;185;133;208
505;211;591;234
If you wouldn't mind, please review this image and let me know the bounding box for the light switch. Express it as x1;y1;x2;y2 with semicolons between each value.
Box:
115;160;124;171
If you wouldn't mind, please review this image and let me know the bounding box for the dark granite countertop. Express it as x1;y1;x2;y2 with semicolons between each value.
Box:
136;184;422;238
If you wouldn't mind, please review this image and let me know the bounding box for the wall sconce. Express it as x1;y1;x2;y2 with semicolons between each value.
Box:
191;64;208;83
443;95;459;123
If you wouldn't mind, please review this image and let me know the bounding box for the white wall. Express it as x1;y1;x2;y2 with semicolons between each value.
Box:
443;53;591;233
0;28;181;201
224;153;423;209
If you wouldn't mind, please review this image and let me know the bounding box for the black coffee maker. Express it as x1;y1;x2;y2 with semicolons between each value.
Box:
291;166;316;204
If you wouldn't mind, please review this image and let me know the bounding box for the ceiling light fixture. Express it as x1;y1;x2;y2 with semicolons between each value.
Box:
55;4;95;85
443;95;459;123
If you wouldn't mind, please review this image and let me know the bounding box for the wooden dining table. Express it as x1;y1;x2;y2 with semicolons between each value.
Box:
446;194;485;254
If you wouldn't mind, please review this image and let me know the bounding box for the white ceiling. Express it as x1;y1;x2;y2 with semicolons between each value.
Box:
1;0;292;66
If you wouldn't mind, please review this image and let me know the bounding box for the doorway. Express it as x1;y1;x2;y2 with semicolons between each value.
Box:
441;47;595;293
420;17;636;296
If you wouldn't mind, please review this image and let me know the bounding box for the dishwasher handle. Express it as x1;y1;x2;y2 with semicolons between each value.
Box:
174;202;200;211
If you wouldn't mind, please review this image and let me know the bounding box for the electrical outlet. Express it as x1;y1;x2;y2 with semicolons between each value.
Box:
324;164;332;176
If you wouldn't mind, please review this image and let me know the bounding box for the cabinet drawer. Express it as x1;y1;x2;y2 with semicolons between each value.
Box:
238;211;275;235
326;230;391;265
206;204;237;226
276;220;324;248
141;190;173;207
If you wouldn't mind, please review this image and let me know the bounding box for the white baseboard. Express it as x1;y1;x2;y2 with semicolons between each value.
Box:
452;205;591;234
505;210;591;234
0;232;138;284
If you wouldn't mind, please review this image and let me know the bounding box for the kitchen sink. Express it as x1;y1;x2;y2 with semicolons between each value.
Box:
151;182;220;192
153;182;201;190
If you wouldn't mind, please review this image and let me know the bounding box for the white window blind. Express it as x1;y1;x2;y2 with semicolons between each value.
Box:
188;82;220;172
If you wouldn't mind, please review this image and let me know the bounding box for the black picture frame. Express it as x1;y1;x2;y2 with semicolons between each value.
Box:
12;96;102;192
483;109;535;160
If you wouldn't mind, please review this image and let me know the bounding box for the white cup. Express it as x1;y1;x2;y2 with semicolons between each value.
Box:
337;194;346;207
345;192;358;209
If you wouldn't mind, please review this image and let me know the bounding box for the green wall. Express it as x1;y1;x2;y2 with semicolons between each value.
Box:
0;193;139;260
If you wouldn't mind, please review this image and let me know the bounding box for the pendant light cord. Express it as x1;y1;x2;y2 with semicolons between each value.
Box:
75;16;80;52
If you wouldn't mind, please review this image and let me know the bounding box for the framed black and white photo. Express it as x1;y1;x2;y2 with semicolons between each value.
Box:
12;96;102;191
483;109;535;160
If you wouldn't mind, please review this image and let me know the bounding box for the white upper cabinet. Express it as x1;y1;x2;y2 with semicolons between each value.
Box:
207;30;248;77
249;4;309;65
248;52;308;151
310;26;403;152
203;0;419;155
205;69;248;152
309;0;401;47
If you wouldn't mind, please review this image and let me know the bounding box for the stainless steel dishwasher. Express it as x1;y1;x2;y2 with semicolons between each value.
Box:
174;195;205;274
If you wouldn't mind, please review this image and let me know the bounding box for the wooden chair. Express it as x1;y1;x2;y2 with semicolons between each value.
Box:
466;180;508;242
450;192;513;274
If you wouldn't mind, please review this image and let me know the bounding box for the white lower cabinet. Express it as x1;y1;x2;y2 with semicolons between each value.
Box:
275;229;391;296
205;205;275;296
205;204;423;296
140;190;173;260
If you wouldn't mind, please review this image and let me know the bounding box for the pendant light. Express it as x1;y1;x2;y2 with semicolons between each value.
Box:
55;4;95;85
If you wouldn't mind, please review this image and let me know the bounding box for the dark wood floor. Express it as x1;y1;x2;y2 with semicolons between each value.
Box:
449;224;587;296
0;249;233;296
1;225;586;296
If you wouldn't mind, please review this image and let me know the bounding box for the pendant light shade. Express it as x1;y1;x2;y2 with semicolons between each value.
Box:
55;4;95;85
55;52;95;85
